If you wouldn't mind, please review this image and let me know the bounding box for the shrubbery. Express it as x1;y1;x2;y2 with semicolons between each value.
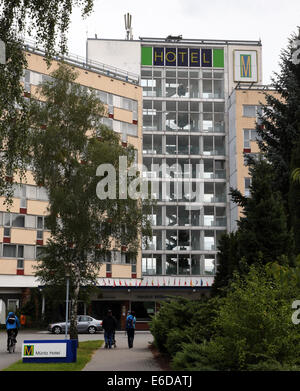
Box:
150;263;300;371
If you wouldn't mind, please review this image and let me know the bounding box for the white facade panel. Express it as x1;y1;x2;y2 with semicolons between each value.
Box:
87;39;141;77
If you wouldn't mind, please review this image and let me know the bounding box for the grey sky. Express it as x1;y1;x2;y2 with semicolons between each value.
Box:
67;0;300;84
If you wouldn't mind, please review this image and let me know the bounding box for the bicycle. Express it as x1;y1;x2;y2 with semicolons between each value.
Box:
7;330;16;353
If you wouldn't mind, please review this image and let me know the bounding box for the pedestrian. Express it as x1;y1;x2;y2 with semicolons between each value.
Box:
102;309;117;349
6;311;20;351
126;310;136;348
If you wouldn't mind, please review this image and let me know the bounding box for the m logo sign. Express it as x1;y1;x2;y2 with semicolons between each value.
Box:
240;54;251;78
24;345;34;356
234;50;258;82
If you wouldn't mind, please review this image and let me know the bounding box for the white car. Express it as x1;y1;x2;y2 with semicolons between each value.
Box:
48;315;103;334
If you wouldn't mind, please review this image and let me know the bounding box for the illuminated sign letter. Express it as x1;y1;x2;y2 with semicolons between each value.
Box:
190;49;200;67
165;48;176;66
153;48;164;66
240;54;251;78
177;48;188;66
201;49;212;67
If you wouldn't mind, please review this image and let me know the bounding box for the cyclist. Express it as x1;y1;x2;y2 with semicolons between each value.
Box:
6;312;20;351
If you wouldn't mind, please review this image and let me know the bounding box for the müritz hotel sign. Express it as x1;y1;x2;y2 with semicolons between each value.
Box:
22;342;67;358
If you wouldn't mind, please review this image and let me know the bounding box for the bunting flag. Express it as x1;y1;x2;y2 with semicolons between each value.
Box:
129;281;132;286
163;278;166;286
146;280;148;286
136;280;138;287
152;280;154;286
184;280;187;286
178;279;181;286
125;281;128;287
103;279;106;286
206;281;209;286
174;279;176;286
195;280;199;285
201;279;203;286
190;280;193;287
157;280;160;288
168;279;170;286
139;280;142;287
108;279;111;285
113;280;116;287
119;280;122;286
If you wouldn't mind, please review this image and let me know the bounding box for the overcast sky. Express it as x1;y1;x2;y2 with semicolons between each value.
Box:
66;0;300;84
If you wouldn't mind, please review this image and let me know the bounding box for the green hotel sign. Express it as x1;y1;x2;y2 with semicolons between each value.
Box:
141;46;224;68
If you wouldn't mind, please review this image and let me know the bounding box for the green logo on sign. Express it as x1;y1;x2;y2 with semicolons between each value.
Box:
24;345;34;356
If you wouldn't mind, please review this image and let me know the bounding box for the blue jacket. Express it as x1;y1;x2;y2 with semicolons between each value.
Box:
6;312;20;330
126;314;136;329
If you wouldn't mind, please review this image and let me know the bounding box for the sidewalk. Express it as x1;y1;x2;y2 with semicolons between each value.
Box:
83;331;162;371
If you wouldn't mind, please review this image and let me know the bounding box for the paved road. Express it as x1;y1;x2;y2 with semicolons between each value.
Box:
0;330;161;372
83;331;162;371
0;330;104;371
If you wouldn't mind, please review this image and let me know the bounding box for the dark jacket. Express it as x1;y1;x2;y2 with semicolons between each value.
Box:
102;315;117;332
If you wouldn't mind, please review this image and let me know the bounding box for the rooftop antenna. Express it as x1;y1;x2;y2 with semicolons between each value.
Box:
124;13;133;40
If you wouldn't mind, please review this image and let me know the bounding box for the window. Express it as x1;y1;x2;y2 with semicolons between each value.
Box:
36;246;45;259
245;177;252;197
17;259;24;269
142;256;158;275
3;244;16;257
179;255;191;275
204;255;215;275
243;105;262;117
244;129;258;148
4;228;10;237
12;215;25;228
7;299;19;313
166;255;178;275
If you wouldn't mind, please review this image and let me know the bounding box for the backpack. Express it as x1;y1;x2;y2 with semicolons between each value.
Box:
7;314;15;325
126;315;134;329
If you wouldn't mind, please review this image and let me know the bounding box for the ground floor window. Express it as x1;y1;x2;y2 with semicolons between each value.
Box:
131;301;155;321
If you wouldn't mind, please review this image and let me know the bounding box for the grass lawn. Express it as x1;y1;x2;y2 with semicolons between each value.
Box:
2;339;103;371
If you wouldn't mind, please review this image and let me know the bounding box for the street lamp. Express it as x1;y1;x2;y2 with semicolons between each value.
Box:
65;271;70;339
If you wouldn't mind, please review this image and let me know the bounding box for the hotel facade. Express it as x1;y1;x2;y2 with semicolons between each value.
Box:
0;34;275;329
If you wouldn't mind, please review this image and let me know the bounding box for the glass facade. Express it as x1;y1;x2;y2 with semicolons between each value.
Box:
141;46;227;277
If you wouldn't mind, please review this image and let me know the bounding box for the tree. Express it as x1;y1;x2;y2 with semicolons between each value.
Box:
256;28;300;215
211;231;240;296
0;1;94;204
214;157;294;292
289;139;300;254
29;63;151;340
235;158;294;267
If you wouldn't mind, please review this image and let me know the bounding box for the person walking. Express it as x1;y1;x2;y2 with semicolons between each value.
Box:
126;310;136;348
102;309;117;349
5;311;20;351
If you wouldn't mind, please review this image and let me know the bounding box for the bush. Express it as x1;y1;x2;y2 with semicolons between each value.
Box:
171;340;224;371
172;263;300;371
149;296;219;357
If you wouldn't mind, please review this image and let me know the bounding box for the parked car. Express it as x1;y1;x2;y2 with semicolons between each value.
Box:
48;315;102;334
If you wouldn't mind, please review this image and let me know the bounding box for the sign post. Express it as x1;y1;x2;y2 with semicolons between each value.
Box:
0;39;6;65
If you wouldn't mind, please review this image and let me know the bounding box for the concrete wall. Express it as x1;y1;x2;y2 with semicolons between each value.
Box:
87;39;141;77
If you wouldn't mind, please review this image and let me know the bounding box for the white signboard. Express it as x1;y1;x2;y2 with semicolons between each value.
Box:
234;50;258;82
22;342;67;358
